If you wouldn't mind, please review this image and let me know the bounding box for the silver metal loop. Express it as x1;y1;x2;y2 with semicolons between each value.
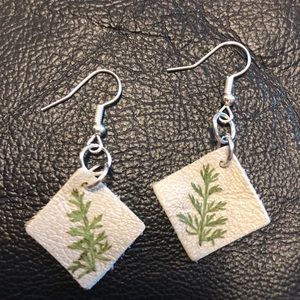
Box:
79;143;112;189
213;111;236;144
79;143;111;172
87;134;104;154
219;135;234;168
87;143;102;155
86;163;111;190
218;105;233;124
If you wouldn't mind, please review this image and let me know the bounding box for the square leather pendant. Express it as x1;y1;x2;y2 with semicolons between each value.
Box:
153;147;270;261
26;168;145;289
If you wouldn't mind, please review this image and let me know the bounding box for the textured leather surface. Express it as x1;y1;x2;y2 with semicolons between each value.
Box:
26;168;145;289
153;147;270;261
0;1;299;299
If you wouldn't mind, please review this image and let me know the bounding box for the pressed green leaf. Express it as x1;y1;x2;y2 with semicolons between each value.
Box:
95;232;106;243
209;172;219;182
206;216;227;227
177;213;190;225
68;261;84;273
89;215;103;230
193;215;200;229
100;241;112;252
69;199;81;208
67;227;84;237
206;228;227;244
208;185;223;196
84;201;92;214
189;194;202;215
186;229;197;235
178;213;198;234
177;164;227;247
96;254;110;261
66;189;111;279
83;253;93;268
71;189;83;201
68;239;88;251
207;201;226;213
205;213;216;224
67;211;82;222
178;213;192;226
78;268;93;279
206;170;214;181
191;183;203;198
203;228;212;238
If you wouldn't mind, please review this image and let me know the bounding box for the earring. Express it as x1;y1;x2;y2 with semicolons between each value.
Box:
26;69;145;289
153;41;270;261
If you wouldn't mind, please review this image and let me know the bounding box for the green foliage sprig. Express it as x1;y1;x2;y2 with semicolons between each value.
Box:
178;164;227;246
67;189;111;279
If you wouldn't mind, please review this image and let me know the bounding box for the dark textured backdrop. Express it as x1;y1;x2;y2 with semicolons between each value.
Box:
0;1;299;299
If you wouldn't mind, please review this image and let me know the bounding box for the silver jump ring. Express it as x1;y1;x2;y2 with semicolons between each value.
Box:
87;134;104;154
219;134;234;168
86;163;111;190
79;143;112;189
213;111;236;144
218;105;234;124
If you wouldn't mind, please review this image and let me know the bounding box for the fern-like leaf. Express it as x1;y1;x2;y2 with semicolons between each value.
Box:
205;229;227;245
67;189;111;279
207;201;227;213
208;185;223;196
178;164;227;246
206;216;227;227
189;194;202;215
191;183;203;198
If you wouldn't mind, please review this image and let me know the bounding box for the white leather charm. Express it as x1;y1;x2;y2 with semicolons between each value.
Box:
153;146;270;261
26;168;145;289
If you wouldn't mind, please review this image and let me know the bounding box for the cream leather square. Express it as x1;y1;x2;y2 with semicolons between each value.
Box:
153;147;270;261
26;168;145;289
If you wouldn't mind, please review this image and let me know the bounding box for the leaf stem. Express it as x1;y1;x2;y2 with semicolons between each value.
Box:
199;175;209;245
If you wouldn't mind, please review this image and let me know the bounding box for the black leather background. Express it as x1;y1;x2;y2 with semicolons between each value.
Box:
0;1;299;299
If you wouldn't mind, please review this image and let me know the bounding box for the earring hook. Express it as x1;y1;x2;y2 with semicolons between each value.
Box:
41;68;122;135
41;69;122;111
167;41;251;105
41;69;122;188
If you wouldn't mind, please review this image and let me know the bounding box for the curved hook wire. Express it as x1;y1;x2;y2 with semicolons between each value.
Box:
41;69;122;111
167;41;251;104
167;41;251;77
40;69;122;188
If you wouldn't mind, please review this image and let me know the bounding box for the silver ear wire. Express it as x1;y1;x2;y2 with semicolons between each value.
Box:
42;69;122;188
167;41;251;106
167;41;252;167
41;69;122;136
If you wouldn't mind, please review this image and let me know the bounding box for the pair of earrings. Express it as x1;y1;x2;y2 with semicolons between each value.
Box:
26;41;270;289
